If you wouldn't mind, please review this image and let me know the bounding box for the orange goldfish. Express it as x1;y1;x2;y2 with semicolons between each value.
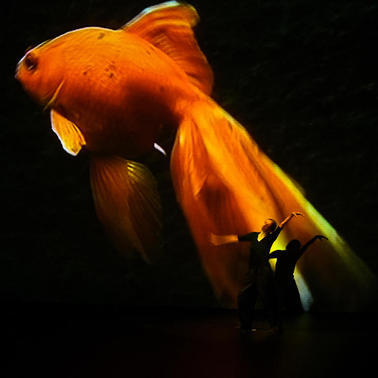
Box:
16;1;375;310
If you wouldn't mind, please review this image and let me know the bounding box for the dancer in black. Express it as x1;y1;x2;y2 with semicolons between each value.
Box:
269;235;328;315
211;212;303;333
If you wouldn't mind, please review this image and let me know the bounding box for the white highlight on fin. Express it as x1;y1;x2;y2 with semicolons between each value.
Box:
154;142;167;156
133;1;180;20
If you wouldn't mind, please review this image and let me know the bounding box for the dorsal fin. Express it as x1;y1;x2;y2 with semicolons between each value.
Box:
122;1;213;95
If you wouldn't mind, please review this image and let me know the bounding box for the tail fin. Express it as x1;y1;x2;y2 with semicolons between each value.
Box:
90;155;162;262
170;100;376;310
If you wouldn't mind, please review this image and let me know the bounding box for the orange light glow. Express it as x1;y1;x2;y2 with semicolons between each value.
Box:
16;1;376;310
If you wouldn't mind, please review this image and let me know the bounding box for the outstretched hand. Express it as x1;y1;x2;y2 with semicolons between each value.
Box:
315;235;328;241
292;211;304;217
280;211;305;228
209;233;238;246
209;233;220;246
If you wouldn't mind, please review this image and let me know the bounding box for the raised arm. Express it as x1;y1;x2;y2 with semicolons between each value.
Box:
279;211;304;229
299;235;328;257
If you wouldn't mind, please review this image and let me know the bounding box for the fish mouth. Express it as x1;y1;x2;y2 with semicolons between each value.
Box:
14;59;26;83
14;63;21;80
43;81;64;111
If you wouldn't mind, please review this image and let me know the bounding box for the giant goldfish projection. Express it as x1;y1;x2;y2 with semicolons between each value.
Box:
16;1;375;310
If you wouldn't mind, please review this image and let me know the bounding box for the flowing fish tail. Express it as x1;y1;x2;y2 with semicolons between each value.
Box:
170;99;376;310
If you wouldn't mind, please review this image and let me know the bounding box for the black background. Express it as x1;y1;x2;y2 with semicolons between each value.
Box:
2;0;377;308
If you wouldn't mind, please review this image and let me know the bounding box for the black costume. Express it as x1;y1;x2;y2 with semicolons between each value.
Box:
237;227;281;331
269;242;309;314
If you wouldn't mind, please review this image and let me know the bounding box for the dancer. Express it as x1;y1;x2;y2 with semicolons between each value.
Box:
269;235;328;315
211;212;303;333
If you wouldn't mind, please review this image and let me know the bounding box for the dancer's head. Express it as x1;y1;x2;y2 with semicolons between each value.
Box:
261;218;277;234
286;239;301;251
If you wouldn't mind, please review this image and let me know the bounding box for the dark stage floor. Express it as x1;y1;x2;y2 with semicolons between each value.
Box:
2;305;376;378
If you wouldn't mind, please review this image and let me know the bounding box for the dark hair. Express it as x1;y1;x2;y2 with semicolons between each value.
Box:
286;239;301;250
263;218;277;233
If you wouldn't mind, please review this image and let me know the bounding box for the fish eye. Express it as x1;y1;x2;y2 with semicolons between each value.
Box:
24;52;38;71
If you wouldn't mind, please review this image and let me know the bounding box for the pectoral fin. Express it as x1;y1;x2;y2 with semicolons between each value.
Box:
90;155;162;262
50;110;86;156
